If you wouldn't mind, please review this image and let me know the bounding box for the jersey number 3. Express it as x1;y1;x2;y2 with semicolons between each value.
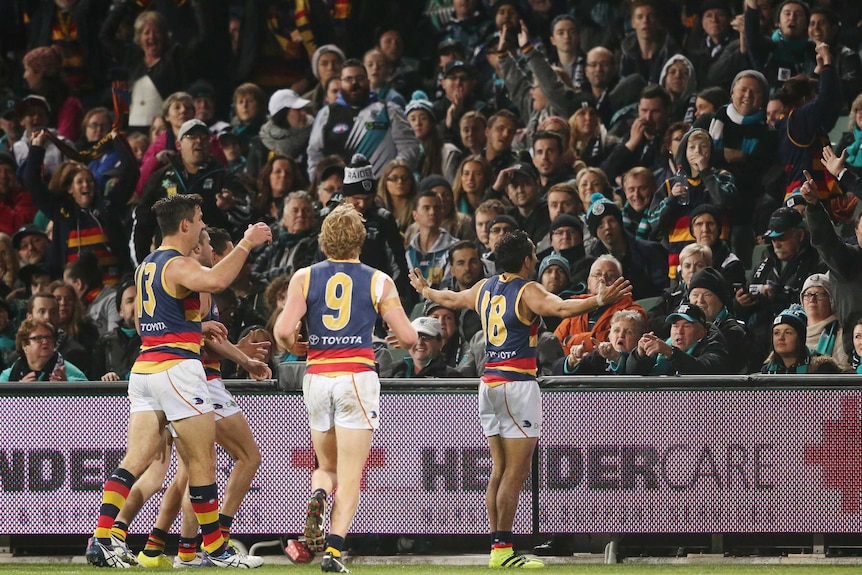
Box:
323;272;353;331
136;262;157;318
479;292;507;346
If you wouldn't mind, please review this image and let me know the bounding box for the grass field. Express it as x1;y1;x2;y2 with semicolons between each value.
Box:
2;565;862;574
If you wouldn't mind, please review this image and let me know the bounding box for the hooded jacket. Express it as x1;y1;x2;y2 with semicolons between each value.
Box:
659;54;697;124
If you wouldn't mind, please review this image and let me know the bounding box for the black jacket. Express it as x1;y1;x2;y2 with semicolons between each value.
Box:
625;324;730;375
92;324;141;380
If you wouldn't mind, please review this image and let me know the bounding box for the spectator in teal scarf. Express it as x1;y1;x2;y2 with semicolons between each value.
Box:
762;305;817;374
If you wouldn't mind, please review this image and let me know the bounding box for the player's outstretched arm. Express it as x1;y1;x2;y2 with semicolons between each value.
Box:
409;268;482;311
522;277;632;318
379;277;418;350
273;268;309;351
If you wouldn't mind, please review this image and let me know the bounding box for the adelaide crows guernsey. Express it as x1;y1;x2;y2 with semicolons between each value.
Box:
201;299;221;381
475;273;538;386
132;247;202;374
304;259;382;376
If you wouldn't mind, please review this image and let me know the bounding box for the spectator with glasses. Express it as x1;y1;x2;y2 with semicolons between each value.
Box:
799;273;847;366
0;318;87;382
554;255;647;356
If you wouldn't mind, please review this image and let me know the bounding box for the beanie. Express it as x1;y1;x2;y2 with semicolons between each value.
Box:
688;266;730;306
311;44;346;80
731;70;769;112
405;90;435;119
800;273;832;306
586;195;622;237
418;174;451;193
342;154;376;196
688;204;723;238
550;213;584;237
773;304;808;342
23;45;63;77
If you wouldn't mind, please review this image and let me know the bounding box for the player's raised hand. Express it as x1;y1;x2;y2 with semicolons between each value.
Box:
202;320;228;343
597;277;632;306
243;221;273;248
409;268;430;295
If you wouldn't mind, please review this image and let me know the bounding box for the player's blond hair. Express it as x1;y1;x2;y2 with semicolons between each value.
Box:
320;204;366;260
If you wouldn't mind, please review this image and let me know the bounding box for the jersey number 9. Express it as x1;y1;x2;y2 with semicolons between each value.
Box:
323;272;353;331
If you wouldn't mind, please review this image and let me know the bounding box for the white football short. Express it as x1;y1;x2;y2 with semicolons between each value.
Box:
129;360;213;421
479;380;542;439
303;371;380;431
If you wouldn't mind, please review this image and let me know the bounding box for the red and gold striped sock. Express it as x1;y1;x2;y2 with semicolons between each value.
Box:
142;527;168;557
94;469;135;545
219;513;233;543
177;537;198;562
189;484;225;555
110;521;128;542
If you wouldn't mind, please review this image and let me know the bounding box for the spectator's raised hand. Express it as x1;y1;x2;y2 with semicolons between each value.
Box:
821;146;846;178
800;169;820;204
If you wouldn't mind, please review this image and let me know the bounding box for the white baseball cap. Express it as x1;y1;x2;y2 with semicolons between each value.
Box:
268;89;311;117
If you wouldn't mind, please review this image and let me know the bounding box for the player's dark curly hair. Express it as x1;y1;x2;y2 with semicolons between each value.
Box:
494;230;533;273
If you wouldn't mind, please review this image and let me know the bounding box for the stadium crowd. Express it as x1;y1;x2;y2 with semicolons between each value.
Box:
3;0;862;383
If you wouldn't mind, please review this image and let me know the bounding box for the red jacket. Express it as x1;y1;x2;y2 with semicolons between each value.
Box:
553;294;646;355
0;186;37;236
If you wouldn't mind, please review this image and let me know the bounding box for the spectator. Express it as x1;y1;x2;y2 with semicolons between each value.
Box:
62;251;120;337
100;8;204;132
552;309;646;375
497;22;583;149
807;6;862;114
91;275;140;381
432;60;489;149
452;154;492;216
799;273;847;365
0;299;14;368
688;204;745;287
391;317;462;378
744;0;815;91
21;45;83;142
603;84;672;184
0;151;37;237
659;54;697;124
575;167;611;225
13;225;50;269
50;279;99;365
480;109;518;178
251;192;318;282
406;190;457;286
653;121;691;192
425;301;471;370
548;14;587;90
0;318;87;382
619;0;680;85
12;95;73;176
473;199;507;259
538;253;573;331
436;240;485;341
537;213;590;288
761;305;817;374
308;158;344;211
134;91;195;197
411;175;474;241
569;104;618;169
620;167;657;241
133;119;251;263
376;25;421;96
587;196;668;299
735;206;826;357
25;289;89;374
493;162;551;241
364;48;406;110
307;58;419;181
188;79;228;133
694;69;774;268
252;154;305;224
377;159;418;235
554;255;647;355
531;131;576;195
850;319;862;374
405;91;461;183
19;264;54;301
688;0;740;91
303;44;345;113
230;82;267;151
688;266;755;373
766;91;791;129
626;302;729;375
247;89;313;179
25;131;134;283
647;243;712;337
584;46;623;127
0;234;20;301
459;110;487;157
649;127;737;280
77;107;120;189
694;87;729;121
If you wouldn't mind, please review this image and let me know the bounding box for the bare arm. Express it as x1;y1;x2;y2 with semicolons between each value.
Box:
409;268;483;311
165;223;272;294
379;277;418;349
273;268;309;351
522;277;632;318
205;336;272;381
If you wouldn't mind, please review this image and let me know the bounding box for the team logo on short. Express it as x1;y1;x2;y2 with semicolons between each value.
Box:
522;420;532;428
370;411;378;419
308;335;320;345
213;403;223;410
194;397;205;405
332;123;350;134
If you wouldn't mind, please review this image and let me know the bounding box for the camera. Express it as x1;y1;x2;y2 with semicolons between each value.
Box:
748;284;763;295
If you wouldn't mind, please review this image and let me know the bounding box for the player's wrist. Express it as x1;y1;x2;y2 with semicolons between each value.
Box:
237;239;252;254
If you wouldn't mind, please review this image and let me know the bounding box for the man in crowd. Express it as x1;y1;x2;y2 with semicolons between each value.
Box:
406;191;457;286
391;316;462;378
552;309;646;375
621;167;657;240
13;224;50;268
603;84;671;184
435;241;484;341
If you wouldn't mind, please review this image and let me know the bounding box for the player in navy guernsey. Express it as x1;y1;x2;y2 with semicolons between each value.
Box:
275;204;417;573
86;194;272;569
410;231;631;569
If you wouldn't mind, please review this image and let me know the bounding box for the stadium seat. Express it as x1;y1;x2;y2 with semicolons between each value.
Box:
635;296;662;312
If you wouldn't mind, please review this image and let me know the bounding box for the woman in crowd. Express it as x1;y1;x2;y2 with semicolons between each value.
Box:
78;107;119;190
364;48;406;109
647;243;712;337
135;91;195;197
800;274;847;366
659;54;698;123
452;155;492;216
458;111;487;156
406;92;461;183
253;154;305;224
762;306;817;374
568;105;616;168
377;159;418;235
51;280;100;359
0;233;20;301
576;168;611;216
0;318;87;382
230;82;267;150
22;45;84;142
837;93;862;179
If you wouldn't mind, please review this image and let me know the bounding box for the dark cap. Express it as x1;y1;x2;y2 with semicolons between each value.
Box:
16;94;51;116
688;266;730;306
424;299;455;317
187;79;216;100
437;38;464;55
764;206;804;238
19;263;52;287
510;161;538;181
443;60;475;79
488;214;519;231
550;213;583;236
418;174;451;193
666;302;707;326
538;253;572;282
115;273;136;312
493;0;519;15
12;224;48;250
0;97;16;119
785;190;806;209
699;0;731;15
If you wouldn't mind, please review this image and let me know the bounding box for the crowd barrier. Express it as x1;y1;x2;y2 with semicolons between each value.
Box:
1;372;861;541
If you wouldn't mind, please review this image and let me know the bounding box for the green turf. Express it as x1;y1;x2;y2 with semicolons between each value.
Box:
1;566;862;574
